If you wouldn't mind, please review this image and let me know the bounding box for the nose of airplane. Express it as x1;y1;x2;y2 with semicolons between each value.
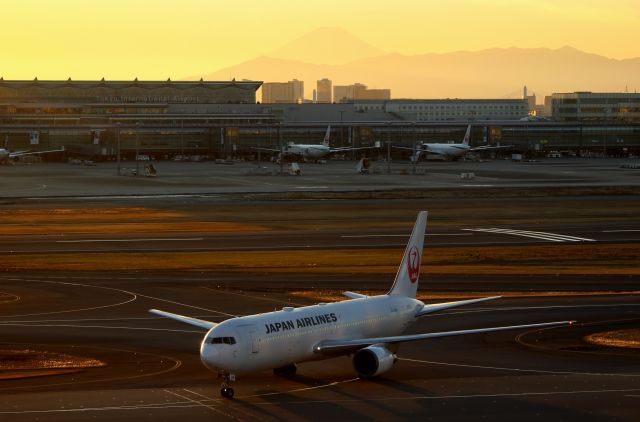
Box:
200;341;220;371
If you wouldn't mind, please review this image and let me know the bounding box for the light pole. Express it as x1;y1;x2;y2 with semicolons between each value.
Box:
339;110;344;149
278;123;283;176
135;121;140;176
116;122;121;176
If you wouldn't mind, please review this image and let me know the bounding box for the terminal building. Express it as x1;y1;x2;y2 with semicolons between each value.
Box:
355;99;528;121
0;78;275;159
550;92;640;122
1;80;638;160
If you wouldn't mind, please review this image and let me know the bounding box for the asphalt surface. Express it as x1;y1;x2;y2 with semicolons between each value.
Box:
1;157;640;198
0;158;639;421
1;273;639;422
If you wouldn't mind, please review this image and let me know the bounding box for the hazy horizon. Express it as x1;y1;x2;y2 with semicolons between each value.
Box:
2;0;639;81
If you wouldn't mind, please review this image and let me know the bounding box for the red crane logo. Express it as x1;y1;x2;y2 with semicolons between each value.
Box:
407;246;421;284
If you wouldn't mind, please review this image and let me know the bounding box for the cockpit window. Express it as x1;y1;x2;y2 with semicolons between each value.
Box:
209;336;236;345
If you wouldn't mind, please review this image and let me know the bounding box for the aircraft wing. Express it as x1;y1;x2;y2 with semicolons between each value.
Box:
392;145;442;155
313;320;574;355
149;308;218;330
10;147;65;158
469;145;513;152
251;146;281;153
416;296;501;317
329;146;378;153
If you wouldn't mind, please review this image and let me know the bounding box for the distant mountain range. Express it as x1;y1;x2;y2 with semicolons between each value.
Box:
187;27;640;100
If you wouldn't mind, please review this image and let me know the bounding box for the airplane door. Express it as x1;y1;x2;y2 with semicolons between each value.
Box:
237;324;260;354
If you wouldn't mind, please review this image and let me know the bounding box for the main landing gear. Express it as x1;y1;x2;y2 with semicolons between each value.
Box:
273;363;297;377
218;371;236;399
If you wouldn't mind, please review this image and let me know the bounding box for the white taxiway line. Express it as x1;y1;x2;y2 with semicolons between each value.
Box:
463;228;595;242
3;388;640;414
163;389;229;417
399;358;640;377
341;233;472;238
56;238;204;243
0;322;202;333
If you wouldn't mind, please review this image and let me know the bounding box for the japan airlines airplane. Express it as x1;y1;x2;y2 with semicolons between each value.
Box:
254;125;377;162
396;125;512;161
150;211;573;399
0;138;65;164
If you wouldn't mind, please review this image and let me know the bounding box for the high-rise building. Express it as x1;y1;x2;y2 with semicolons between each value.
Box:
524;86;536;114
333;83;390;102
290;79;304;103
317;78;332;103
261;79;305;103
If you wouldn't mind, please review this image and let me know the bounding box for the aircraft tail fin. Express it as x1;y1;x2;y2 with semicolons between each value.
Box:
322;125;331;146
462;125;471;146
387;211;428;298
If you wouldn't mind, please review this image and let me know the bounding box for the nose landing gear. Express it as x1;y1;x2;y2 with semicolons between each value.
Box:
218;371;236;399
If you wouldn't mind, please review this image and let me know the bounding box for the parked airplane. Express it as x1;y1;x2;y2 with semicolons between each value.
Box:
254;125;377;162
0;137;65;164
396;125;512;161
150;211;573;398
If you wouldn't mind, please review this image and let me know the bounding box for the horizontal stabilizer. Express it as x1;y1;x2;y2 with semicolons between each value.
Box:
416;296;501;317
342;291;368;299
313;320;574;355
149;308;217;330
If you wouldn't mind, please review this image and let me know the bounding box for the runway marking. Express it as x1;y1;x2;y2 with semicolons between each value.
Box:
182;388;258;419
0;278;137;318
4;387;640;415
56;237;204;243
242;388;640;406
239;377;360;399
602;229;640;233
399;358;640;377
0;291;21;304
341;233;472;238
0;276;237;319
0;344;182;392
295;186;329;189
462;228;595;242
432;302;640;317
0;322;201;334
164;389;231;418
0;316;227;324
202;286;307;307
0;402;198;415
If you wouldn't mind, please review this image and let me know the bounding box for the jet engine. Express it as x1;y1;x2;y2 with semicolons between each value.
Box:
352;345;397;378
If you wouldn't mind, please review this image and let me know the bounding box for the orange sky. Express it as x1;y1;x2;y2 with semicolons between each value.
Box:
1;0;638;80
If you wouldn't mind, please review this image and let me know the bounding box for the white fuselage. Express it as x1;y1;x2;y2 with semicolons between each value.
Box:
200;295;423;374
283;144;330;161
421;143;470;160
